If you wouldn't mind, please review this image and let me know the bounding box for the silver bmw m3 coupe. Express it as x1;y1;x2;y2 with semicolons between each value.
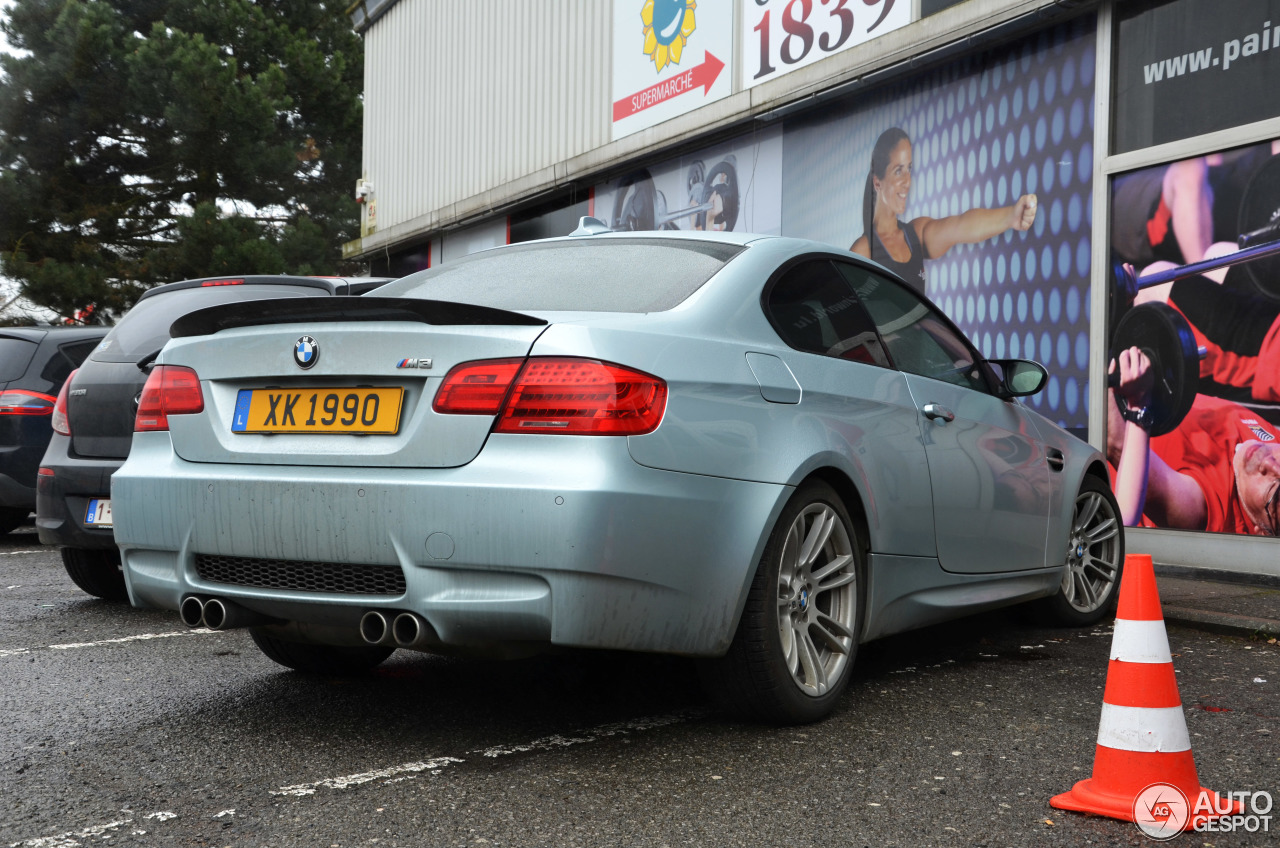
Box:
113;225;1123;723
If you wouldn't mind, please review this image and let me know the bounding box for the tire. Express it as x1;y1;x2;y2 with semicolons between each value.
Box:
61;547;129;601
707;480;863;724
0;507;29;535
1037;475;1125;627
249;628;394;675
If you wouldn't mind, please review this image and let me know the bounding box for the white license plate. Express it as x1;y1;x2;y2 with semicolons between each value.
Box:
85;498;113;527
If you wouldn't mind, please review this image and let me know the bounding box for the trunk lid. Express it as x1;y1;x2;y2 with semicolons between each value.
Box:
159;298;549;469
67;360;147;459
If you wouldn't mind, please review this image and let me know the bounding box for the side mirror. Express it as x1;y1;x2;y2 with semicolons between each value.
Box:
986;359;1047;398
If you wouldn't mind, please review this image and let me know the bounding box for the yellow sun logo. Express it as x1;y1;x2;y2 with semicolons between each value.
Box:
642;0;696;73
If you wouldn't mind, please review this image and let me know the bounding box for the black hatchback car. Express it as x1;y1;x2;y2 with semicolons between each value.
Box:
0;326;109;534
38;275;391;600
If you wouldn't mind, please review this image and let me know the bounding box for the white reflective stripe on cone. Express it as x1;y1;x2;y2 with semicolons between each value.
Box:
1096;703;1192;753
1108;619;1173;664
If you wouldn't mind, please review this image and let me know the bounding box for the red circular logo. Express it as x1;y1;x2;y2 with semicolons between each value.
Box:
1133;782;1190;840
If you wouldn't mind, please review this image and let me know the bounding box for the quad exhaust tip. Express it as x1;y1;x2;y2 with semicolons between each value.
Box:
392;612;433;648
359;610;392;645
179;595;206;628
179;595;274;631
201;598;232;630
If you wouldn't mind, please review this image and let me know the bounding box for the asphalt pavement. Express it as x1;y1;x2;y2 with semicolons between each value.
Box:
4;529;1279;847
1157;565;1280;640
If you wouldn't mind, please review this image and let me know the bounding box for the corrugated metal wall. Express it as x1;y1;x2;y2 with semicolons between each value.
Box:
362;0;611;242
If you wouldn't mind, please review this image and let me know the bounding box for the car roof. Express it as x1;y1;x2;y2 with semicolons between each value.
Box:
549;227;768;248
0;325;110;343
134;275;395;303
478;228;897;280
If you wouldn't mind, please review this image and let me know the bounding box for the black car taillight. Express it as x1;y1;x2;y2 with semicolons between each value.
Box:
0;389;57;416
50;371;76;436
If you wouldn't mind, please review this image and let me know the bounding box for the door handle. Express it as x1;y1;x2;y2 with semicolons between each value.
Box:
922;403;955;422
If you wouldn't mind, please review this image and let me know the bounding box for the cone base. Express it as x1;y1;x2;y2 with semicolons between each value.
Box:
1051;779;1239;827
1050;746;1241;826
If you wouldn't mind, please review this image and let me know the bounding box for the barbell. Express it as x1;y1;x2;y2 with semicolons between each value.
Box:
1106;233;1280;434
1237;153;1280;299
1103;231;1280;435
1111;232;1280;327
1108;302;1204;437
610;158;740;232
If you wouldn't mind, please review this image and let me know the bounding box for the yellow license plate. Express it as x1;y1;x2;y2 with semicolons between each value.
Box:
231;387;404;434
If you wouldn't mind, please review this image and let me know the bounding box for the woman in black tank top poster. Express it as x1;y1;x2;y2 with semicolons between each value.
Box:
850;127;1039;294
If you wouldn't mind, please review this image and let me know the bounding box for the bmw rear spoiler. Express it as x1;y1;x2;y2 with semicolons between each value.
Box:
169;296;548;339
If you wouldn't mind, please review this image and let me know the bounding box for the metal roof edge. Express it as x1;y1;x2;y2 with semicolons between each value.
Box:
346;0;402;33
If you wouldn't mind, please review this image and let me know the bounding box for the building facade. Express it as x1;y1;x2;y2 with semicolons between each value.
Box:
345;0;1280;576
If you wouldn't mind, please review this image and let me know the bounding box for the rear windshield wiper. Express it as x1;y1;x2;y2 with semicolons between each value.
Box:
136;348;163;372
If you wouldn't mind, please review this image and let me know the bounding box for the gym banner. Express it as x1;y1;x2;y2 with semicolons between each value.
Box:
782;18;1097;433
1114;0;1280;154
592;125;783;236
1108;140;1280;539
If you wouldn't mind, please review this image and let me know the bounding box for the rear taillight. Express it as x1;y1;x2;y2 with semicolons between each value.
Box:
435;357;666;436
0;389;57;416
50;370;76;436
135;365;204;431
432;359;524;414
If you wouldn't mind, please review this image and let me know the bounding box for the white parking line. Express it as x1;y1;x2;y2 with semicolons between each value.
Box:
11;706;704;844
48;629;215;650
0;550;47;556
273;709;705;797
8;818;131;848
473;711;699;758
0;629;216;659
271;756;465;796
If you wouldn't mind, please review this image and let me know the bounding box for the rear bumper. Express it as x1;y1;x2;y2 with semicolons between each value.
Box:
35;433;120;550
0;421;55;510
114;432;789;657
0;470;34;511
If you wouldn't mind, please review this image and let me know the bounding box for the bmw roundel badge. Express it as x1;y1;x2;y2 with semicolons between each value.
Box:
294;336;319;369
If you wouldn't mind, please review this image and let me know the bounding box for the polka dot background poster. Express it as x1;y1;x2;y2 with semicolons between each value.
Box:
783;18;1097;432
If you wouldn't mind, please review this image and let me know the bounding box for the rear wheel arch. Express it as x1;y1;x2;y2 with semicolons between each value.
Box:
730;466;873;636
705;472;870;723
804;467;871;559
1084;459;1112;488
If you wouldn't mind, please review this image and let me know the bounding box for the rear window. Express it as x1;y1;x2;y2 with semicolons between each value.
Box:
377;238;743;313
0;336;38;382
91;285;318;363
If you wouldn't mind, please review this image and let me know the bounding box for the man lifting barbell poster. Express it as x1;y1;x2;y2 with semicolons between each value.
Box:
1108;138;1280;537
1108;348;1279;537
594;127;783;237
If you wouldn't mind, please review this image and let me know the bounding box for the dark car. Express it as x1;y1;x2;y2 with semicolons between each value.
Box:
0;326;110;534
38;275;392;600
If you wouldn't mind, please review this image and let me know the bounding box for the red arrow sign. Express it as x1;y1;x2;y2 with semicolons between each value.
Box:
613;51;725;123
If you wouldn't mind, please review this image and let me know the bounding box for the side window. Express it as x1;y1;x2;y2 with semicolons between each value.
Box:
40;339;101;384
836;263;991;393
764;259;889;368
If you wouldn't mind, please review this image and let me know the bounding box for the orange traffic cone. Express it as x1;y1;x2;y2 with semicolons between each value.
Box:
1051;554;1240;833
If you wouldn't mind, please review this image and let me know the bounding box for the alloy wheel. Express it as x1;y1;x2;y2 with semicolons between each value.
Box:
776;503;858;696
1062;488;1122;613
